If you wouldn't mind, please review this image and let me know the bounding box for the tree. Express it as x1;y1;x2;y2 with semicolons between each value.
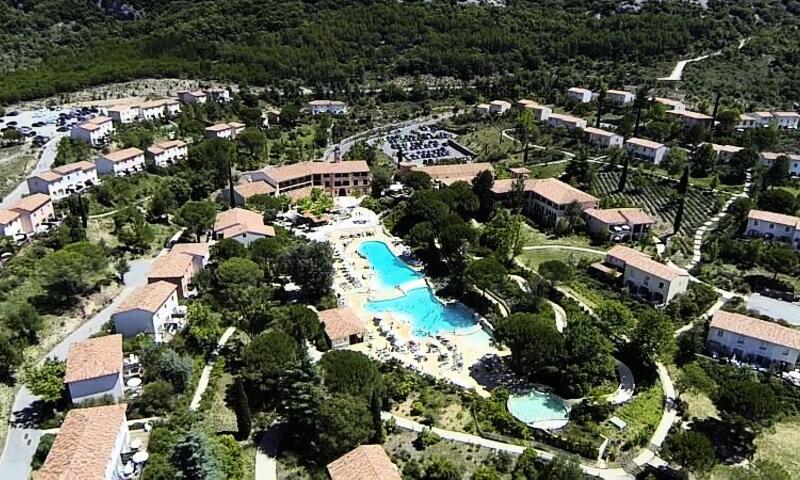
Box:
516;109;539;164
287;242;334;302
481;209;523;263
471;465;501;480
0;333;24;380
512;448;538;480
561;317;614;396
760;245;798;279
423;455;463;480
729;148;759;179
185;303;223;353
242;330;301;405
315;393;374;461
401;170;432;191
663;430;716;473
210;238;248;262
495;312;562;374
141;344;193;392
673;196;685;234
170;430;223;480
617;154;629;193
691;143;717;177
2;302;42;346
54;137;93;167
677;165;689;196
538;260;573;284
319;350;382;400
23;359;66;403
39;242;108;302
715;379;779;429
175;201;217;241
631;309;675;365
370;164;393;197
237;128;267;165
538;456;583;480
594;301;635;343
757;189;797;214
764;155;791;188
231;376;252;439
135;380;176;416
272;304;323;345
188;138;238;190
465;257;506;295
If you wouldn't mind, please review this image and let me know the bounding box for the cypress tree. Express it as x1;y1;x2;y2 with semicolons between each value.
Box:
232;376;252;439
370;389;384;443
678;165;690;196
674;196;685;234
618;156;629;192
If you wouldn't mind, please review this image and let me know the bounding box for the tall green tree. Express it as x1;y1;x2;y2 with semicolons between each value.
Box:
175;201;217;241
231;376;252;440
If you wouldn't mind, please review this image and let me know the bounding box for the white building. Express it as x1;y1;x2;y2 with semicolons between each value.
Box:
772;111;800;129
204;122;246;139
606;89;635;106
95;147;146;176
170;243;211;276
736;113;759;130
760;152;800;177
707;310;800;369
308;100;347;115
547;113;587;130
37;404;130;480
0;193;55;236
71;116;114;147
206;87;231;102
706;143;743;163
107;105;139;124
667;110;713;129
27;161;99;200
489;100;512;114
567;87;593;103
64;334;124;404
624;137;668;165
746;209;800;249
164;99;182;116
178;90;208;104
602;245;689;304
214;207;276;246
531;104;552;121
584;208;653;240
0;210;24;237
651;97;685;112
583;127;623;149
137;99;168;121
147;252;195;299
146;139;188;167
490;177;598;226
113;281;179;342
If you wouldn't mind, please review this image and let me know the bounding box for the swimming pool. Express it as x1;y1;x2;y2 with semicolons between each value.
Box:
359;241;479;337
507;389;570;428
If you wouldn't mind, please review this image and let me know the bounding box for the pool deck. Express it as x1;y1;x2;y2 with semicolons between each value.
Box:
330;227;508;397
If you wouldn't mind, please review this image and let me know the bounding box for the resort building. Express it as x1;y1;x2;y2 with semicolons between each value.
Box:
706;143;743;162
531;104;552;121
547;113;587;130
113;281;179;342
170;242;211;275
107;104;139;124
599;245;689;304
584;207;654;240
491;177;598;226
147;252;196;299
327;444;402;480
319;306;366;349
64;334;124;404
0;193;55;237
137;99;168;121
651;97;685;112
760;152;800;176
95;147;146;176
509;166;531;179
206;87;231;102
567;87;593;103
71;116;114;147
407;162;494;186
214;207;276;246
624;137;668;165
146;139;188;167
746;209;800;248
771;112;800;129
178;90;207;104
27;161;98;200
476;103;491;115
707;310;800;369
204;122;246;139
606;89;635;106
489;100;512;114
583;127;623;149
308;100;347;115
667;110;713;129
517;99;539;109
736;113;759;130
222;181;276;206
252;160;372;198
37;404;130;480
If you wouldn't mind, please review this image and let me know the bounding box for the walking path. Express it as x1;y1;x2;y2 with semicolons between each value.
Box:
658;36;749;81
0;257;156;480
255;422;285;480
189;326;236;411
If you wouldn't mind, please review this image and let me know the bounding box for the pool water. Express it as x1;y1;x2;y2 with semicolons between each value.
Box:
359;241;423;291
507;390;570;425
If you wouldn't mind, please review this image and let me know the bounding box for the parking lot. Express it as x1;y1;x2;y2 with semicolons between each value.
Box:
1;105;87;146
375;124;471;165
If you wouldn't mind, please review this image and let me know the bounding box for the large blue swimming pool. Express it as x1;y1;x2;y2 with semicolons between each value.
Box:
359;241;478;337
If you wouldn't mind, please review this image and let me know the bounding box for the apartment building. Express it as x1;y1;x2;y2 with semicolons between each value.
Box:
206;87;231;102
707;310;800;369
583;127;623;149
651;97;685;112
706;143;743;162
96;147;146;176
547;113;587;130
584;207;654;240
64;334;124;404
567;87;593;103
0;193;55;237
113;281;179;342
252;160;372;198
601;245;689;304
214;208;276;246
107;105;139;124
308;100;347;115
71;116;114;147
667;110;713;129
624;137;668;165
178;90;208;104
27;161;98;200
146;139;188;167
772;111;800;129
319;306;366;349
606;89;635;106
760;152;800;176
147;252;196;299
204;122;246;139
137;99;168;121
489;100;512;114
746;209;800;248
490;177;598;226
406;162;494;186
222;181;276;206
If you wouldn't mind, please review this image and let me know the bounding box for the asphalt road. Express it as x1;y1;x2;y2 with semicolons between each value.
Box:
0;258;154;480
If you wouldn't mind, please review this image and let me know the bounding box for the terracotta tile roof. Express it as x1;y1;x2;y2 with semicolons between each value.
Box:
584;127;619;138
319;307;365;341
103;147;144;163
262;161;370;184
147;139;187;155
711;311;800;350
772;111;800;118
38;404;128;480
518;99;539;107
309;100;346;106
528;177;597;205
584;208;653;226
87;116;112;125
489;178;517;195
748;209;800;227
214;207;275;238
669;110;712;120
284;186;315;202
412;162;494;181
760;152;800;162
509;167;531;175
11;193;51;212
548;113;585;124
606;245;687;281
139;99;169;109
75;122;101;132
205;123;233;132
31;171;63;182
107;104;136;113
568;87;592;94
652;97;683;108
115;281;177;315
490;100;511;107
228;122;246;128
53;161;96;175
147;252;194;280
625;137;665;150
708;143;743;154
607;89;632;96
327;445;401;480
180;90;206;97
0;209;21;224
64;334;122;383
753;111;773;119
235;181;276;199
171;243;210;260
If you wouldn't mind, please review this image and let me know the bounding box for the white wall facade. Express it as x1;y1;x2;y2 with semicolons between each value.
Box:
138;106;165;122
707;326;800;366
96;154;146;176
622;266;688;304
28;168;99;201
586;132;623;148
567;89;592;103
113;292;178;342
109;108;139;124
0;216;23;237
624;142;667;165
151;145;188;167
309;103;347;115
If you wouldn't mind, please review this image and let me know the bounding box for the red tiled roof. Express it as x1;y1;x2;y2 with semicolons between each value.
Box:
584;208;653;226
11;193;51;212
319;307;365;341
115;281;177;314
327;445;401;480
748;209;800;228
711;311;800;350
606;245;687;281
214;207;275;238
64;334;122;383
411;162;494;181
262;161;370;184
103;147;144;163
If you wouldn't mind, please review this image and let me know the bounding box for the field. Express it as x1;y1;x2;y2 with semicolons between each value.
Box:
520;223;595;249
516;249;604;272
600;383;664;462
593;170;726;238
0;145;36;199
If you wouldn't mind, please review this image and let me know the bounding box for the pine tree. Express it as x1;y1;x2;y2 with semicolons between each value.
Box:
232;376;252;439
618;156;629;192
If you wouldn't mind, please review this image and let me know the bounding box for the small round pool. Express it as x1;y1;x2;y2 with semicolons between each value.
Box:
507;389;570;429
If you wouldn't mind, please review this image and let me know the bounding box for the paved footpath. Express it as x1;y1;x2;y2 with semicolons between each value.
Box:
189;326;236;411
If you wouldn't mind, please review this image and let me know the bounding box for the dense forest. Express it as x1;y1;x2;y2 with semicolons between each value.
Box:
0;0;797;104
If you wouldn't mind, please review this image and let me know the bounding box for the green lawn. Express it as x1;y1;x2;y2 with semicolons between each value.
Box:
709;417;800;479
528;161;567;179
516;249;604;271
601;383;664;460
519;223;596;249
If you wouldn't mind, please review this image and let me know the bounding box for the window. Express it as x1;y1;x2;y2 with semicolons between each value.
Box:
753;220;759;226
716;330;724;338
783;349;790;356
643;277;650;286
769;224;775;229
658;282;664;289
736;339;744;345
